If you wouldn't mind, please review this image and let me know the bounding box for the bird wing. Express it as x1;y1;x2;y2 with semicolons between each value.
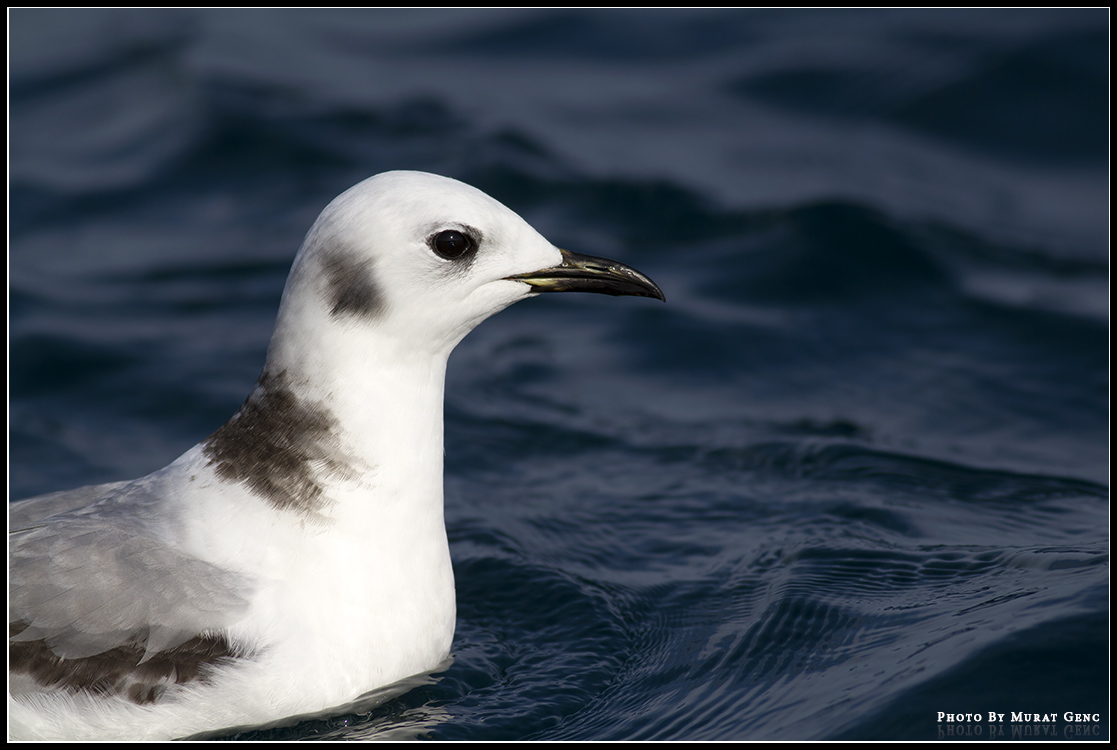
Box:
9;483;254;701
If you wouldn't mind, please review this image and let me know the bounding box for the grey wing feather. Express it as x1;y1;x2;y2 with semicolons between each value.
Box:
8;481;132;529
9;483;253;671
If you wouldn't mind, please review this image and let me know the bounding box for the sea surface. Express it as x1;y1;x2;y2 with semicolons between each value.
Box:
8;8;1109;741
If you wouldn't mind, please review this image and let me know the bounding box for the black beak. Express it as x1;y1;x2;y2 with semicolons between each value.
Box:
505;248;665;302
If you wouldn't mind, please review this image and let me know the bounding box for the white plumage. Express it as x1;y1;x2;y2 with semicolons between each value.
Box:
8;171;663;740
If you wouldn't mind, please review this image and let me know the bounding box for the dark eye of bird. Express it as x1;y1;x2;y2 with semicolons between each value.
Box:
431;229;475;260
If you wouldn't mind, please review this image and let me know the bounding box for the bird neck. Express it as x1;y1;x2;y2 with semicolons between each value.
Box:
201;333;445;536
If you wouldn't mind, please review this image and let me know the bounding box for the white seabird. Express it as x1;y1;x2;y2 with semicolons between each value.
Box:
8;171;664;740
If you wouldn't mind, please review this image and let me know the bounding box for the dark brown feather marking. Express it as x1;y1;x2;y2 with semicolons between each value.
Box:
321;246;382;320
201;370;358;515
9;621;242;704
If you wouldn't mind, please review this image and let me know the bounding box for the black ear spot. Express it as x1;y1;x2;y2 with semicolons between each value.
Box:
321;248;382;321
429;229;477;261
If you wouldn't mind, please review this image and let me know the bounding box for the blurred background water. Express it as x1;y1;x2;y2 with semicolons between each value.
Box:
8;8;1108;741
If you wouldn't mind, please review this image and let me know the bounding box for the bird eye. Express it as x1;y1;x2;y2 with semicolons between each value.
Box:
430;229;475;260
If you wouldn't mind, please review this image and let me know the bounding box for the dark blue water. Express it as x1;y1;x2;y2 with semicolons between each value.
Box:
9;9;1109;741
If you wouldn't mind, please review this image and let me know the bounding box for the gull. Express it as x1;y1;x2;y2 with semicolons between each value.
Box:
8;171;664;740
